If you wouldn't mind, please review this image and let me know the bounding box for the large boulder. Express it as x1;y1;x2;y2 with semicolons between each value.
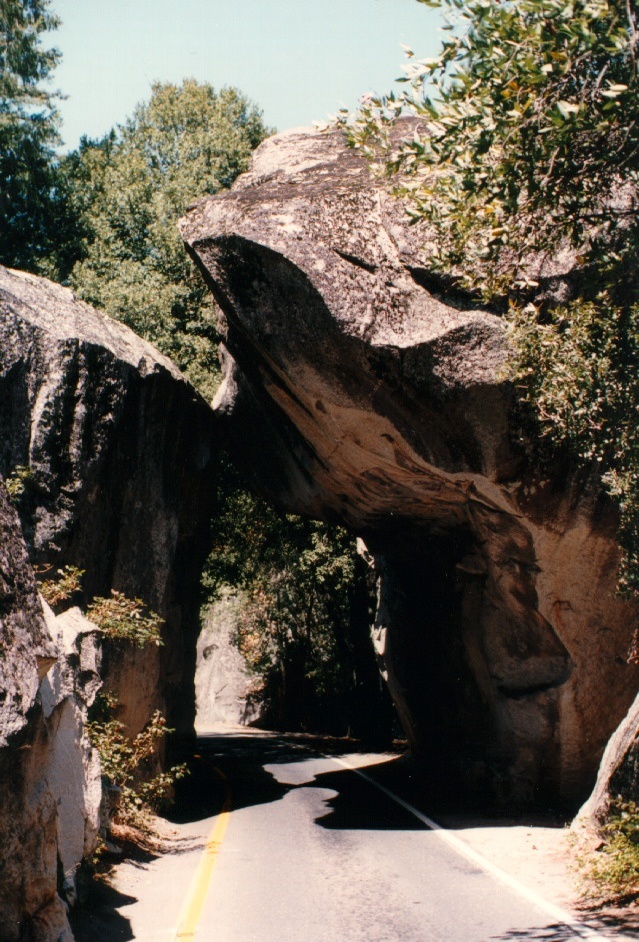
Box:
0;266;218;748
0;267;220;939
195;589;260;729
577;690;639;826
180;126;639;808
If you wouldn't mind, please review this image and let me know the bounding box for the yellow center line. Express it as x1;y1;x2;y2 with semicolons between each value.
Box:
174;764;232;941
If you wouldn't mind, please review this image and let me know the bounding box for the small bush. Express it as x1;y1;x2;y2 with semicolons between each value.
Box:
4;465;33;503
87;694;187;830
578;801;639;903
38;564;85;608
86;590;163;647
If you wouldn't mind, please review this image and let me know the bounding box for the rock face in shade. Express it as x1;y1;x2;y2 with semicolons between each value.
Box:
0;265;218;749
181;125;639;809
0;267;218;938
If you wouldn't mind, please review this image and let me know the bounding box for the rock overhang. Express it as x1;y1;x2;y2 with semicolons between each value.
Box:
180;126;517;534
180;123;639;808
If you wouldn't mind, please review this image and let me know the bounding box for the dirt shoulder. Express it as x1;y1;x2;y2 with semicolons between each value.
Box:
437;812;639;938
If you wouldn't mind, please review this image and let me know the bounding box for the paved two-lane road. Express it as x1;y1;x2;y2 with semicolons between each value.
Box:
73;729;617;941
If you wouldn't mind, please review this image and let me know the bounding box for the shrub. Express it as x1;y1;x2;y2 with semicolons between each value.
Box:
87;694;187;829
86;590;163;647
38;564;85;608
4;466;33;503
576;800;639;904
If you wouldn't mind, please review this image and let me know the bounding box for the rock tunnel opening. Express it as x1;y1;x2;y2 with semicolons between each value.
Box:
369;526;495;802
366;516;574;809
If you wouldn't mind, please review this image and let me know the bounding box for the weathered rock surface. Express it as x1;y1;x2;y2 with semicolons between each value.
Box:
40;604;102;905
0;484;94;941
195;589;261;728
0;265;218;746
181;126;639;808
577;689;639;826
0;266;219;939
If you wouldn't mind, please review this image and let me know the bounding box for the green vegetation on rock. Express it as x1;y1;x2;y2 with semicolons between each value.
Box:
0;0;62;274
3;465;33;504
339;0;639;594
38;563;84;608
203;474;376;733
87;694;187;830
86;590;164;648
63;79;270;398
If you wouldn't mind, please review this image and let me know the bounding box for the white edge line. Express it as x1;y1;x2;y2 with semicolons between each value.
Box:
327;754;610;942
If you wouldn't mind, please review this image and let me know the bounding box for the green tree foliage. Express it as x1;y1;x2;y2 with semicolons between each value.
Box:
86;590;164;648
88;694;187;829
203;477;377;734
65;80;269;396
340;0;639;592
38;563;84;608
0;0;62;272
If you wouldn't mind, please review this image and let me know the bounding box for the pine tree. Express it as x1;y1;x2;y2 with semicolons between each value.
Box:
0;0;61;272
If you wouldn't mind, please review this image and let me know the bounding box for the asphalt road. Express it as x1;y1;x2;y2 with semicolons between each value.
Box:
72;730;619;942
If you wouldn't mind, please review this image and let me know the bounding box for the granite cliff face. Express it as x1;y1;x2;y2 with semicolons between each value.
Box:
181;126;639;808
0;266;217;747
0;266;218;938
0;483;101;941
195;589;260;729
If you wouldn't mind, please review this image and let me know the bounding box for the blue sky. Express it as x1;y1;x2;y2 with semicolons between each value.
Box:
51;0;443;151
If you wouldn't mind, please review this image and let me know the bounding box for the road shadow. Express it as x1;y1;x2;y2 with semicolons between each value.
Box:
577;908;639;939
171;730;569;832
169;731;308;822
71;730;639;941
71;821;206;939
70;878;136;942
311;764;428;831
492;926;584;940
183;729;476;833
490;913;639;939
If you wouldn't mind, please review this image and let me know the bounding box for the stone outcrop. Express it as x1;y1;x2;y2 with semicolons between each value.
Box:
39;604;102;914
0;266;218;747
180;125;639;809
0;266;219;938
0;483;100;941
195;589;261;729
577;689;639;826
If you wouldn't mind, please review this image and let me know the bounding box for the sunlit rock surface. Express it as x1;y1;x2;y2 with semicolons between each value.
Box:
195;589;261;729
578;689;639;827
181;125;639;808
0;484;81;941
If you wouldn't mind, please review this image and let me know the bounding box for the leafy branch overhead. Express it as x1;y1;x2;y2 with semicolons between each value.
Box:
340;0;639;592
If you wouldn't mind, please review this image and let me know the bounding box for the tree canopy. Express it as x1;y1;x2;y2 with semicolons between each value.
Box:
340;0;639;592
342;0;639;285
66;80;270;396
202;472;387;736
0;0;61;272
